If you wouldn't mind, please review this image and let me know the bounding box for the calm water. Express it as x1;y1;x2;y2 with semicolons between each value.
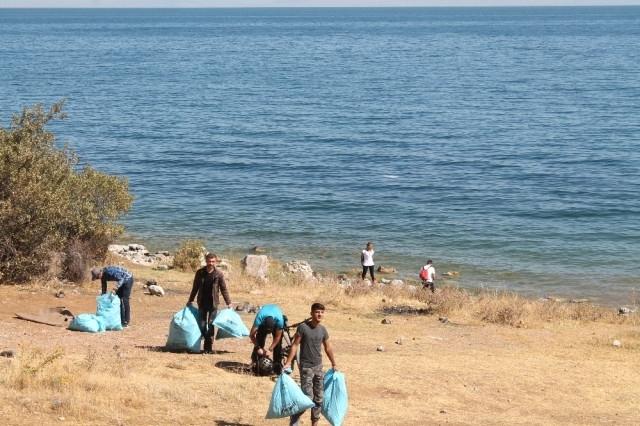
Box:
1;7;639;303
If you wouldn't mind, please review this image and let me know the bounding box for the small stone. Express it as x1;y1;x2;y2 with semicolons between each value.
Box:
612;340;622;348
376;346;385;352
154;265;169;271
146;279;158;286
377;266;397;274
0;349;16;358
55;290;65;298
395;337;403;345
390;279;404;287
251;246;267;253
381;318;392;325
440;409;447;414
439;316;449;324
618;306;636;315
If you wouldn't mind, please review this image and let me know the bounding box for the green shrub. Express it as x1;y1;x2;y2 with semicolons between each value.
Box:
173;240;206;272
0;102;133;282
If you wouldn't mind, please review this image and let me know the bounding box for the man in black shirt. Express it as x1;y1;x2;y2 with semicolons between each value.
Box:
187;252;232;354
284;302;338;426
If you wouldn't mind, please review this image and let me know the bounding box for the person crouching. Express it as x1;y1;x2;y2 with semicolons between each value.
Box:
250;304;286;375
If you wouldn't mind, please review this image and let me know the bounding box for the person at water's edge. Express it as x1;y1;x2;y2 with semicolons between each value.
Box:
187;253;232;354
284;302;338;426
361;241;376;283
91;266;133;327
421;259;436;293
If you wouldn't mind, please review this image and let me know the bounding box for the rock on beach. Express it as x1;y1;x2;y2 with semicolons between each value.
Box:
242;254;269;280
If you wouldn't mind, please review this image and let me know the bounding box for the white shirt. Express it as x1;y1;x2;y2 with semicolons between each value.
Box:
362;249;375;266
423;265;435;283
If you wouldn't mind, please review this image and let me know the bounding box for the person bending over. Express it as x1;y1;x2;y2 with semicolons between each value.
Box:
91;266;134;327
250;303;286;375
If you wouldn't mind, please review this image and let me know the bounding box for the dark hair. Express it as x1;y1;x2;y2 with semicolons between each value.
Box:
205;252;218;260
426;259;433;264
262;316;275;332
311;302;325;311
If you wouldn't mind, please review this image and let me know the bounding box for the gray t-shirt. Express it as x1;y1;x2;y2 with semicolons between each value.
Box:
296;321;329;368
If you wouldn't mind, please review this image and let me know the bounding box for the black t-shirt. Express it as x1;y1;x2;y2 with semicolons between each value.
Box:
296;321;329;368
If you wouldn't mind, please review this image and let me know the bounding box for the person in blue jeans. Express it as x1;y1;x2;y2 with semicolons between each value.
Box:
91;266;134;327
250;303;286;375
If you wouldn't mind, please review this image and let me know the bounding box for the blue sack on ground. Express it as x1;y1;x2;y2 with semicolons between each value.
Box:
68;314;106;333
212;308;249;338
266;373;315;419
166;306;202;353
322;369;349;426
95;293;123;331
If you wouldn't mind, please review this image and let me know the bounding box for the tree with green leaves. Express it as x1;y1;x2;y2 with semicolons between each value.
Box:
0;102;133;282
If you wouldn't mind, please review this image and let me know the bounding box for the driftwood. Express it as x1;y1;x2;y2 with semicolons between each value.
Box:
15;307;74;327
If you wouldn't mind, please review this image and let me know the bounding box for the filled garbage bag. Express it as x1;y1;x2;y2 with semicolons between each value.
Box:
212;308;249;338
322;369;348;426
266;373;315;419
96;293;123;331
68;313;106;333
166;306;202;353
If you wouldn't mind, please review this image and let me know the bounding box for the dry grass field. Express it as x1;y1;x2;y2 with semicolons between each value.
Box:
1;258;639;426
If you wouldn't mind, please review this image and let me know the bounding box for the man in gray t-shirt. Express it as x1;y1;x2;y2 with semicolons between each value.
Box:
284;303;338;426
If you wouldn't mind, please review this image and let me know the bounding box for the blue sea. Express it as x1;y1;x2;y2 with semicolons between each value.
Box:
1;7;639;304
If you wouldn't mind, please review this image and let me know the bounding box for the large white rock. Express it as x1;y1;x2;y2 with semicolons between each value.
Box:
283;260;315;281
241;255;269;280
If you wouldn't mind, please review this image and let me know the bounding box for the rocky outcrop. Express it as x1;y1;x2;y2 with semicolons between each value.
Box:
283;260;315;281
241;255;269;280
108;244;174;267
377;266;397;274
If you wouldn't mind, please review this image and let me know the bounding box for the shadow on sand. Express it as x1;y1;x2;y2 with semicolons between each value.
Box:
135;345;232;355
215;361;253;375
214;421;254;426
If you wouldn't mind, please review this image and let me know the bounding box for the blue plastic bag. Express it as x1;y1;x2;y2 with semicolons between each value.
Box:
166;306;202;353
322;369;348;426
96;293;123;331
266;373;315;419
212;308;249;338
68;314;106;333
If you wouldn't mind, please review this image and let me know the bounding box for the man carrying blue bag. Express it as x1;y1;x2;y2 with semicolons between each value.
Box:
283;302;338;426
91;266;133;327
187;252;232;354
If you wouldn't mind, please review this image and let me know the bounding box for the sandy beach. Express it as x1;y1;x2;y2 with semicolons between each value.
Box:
1;254;639;426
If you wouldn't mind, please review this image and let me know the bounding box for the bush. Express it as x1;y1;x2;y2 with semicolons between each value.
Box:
173;240;206;272
0;102;133;282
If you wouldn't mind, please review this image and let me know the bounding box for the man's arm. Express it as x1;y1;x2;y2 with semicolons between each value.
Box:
269;329;283;351
283;333;302;369
249;325;258;344
218;274;232;306
187;270;199;305
101;272;108;295
323;339;338;371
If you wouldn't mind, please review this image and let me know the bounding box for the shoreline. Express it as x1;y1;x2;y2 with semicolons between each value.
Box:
110;241;639;311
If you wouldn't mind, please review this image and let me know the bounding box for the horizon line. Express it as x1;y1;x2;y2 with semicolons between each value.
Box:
2;4;639;8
